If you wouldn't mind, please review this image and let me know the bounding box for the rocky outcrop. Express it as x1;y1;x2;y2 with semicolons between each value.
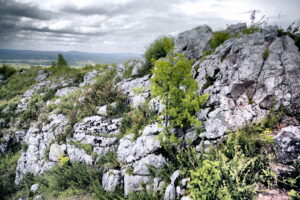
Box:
189;27;300;142
275;126;300;164
174;25;213;59
118;74;151;108
4;23;300;199
79;70;102;87
15;114;68;184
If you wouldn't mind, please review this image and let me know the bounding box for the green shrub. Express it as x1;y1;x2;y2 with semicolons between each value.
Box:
69;141;93;155
242;27;260;34
277;22;300;50
263;49;270;60
151;53;208;135
0;151;21;199
56;54;69;68
0;65;16;80
142;36;174;75
189;160;231;200
127;190;159;200
209;31;231;50
119;102;157;140
123;62;133;79
0;67;39;100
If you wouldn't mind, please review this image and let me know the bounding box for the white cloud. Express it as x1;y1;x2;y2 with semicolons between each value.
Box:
1;0;299;53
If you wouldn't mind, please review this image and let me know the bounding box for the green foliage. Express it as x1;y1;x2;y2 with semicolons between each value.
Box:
278;22;300;50
263;49;270;60
120;102;157;140
52;69;128;140
127;190;159;200
242;27;260;34
278;160;300;192
123;62;134;79
209;31;231;50
132;86;146;94
0;67;39;100
69;141;93;155
189;160;231;200
56;54;69;68
0;64;17;80
142;36;174;75
151;53;208;132
59;156;70;166
0;151;21;199
96;150;120;170
288;190;300;200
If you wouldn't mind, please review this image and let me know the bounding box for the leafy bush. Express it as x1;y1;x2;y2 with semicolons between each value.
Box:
56;54;69;68
278;22;300;50
209;31;231;50
189;160;231;200
0;67;39;100
242;27;260;34
120;102;157;140
0;65;16;80
151;53;208;134
0;151;21;199
142;36;174;75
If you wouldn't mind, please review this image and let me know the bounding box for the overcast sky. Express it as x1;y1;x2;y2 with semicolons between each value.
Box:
0;0;299;53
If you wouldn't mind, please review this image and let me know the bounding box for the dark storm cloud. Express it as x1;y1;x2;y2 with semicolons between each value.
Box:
0;0;299;53
0;0;54;20
60;0;183;17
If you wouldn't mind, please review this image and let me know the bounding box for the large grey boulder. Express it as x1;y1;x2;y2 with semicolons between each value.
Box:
118;74;151;108
131;58;146;76
132;154;165;175
102;169;121;191
15;114;68;184
117;134;161;163
72;116;121;155
30;183;40;193
192;30;300;140
49;143;66;162
226;23;247;34
274;126;300;164
124;174;153;195
174;25;213;59
164;184;176;200
80;70;102;87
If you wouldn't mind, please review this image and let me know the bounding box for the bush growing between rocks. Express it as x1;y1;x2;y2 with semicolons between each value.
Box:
0;64;16;80
0;151;21;199
120;102;157;140
140;36;174;76
151;53;208;139
209;31;231;50
278;22;300;50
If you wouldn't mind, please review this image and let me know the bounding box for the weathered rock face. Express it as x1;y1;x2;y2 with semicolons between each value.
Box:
274;126;300;164
118;74;151;108
130;58;146;76
15;114;68;184
190;27;300;141
79;70;102;87
102;169;121;191
174;25;213;59
72;116;122;156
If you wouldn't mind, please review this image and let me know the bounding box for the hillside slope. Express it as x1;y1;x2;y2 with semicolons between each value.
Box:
0;23;299;200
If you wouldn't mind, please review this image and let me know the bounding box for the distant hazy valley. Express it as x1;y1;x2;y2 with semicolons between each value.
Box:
0;49;141;67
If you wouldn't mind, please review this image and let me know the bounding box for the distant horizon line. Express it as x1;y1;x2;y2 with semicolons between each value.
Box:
0;48;142;55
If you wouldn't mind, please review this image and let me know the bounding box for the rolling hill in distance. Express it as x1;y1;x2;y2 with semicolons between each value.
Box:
0;49;141;66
